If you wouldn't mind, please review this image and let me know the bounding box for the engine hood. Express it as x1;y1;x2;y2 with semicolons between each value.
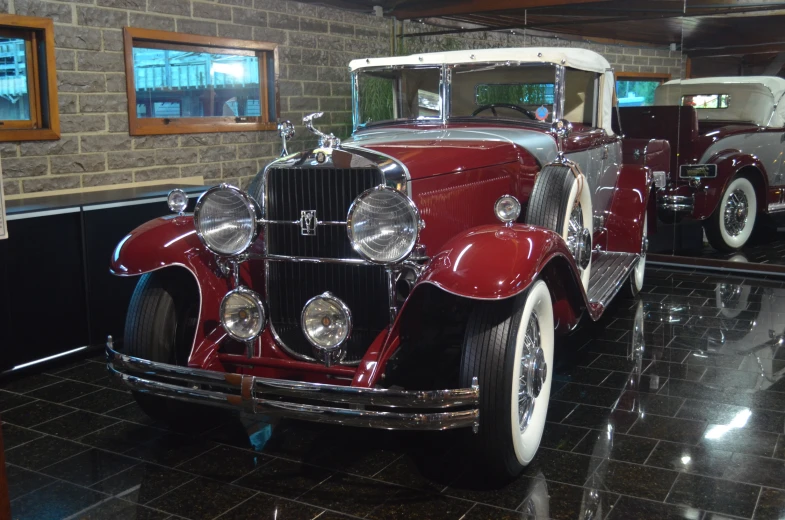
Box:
343;126;558;180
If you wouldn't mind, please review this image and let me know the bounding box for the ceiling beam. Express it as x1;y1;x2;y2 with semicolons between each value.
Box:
391;0;608;20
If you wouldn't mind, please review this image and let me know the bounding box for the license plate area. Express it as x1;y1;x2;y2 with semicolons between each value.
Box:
679;164;717;179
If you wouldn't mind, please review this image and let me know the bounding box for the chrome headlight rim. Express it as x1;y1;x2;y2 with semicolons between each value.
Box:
300;291;353;351
219;286;266;342
194;183;261;257
346;185;422;265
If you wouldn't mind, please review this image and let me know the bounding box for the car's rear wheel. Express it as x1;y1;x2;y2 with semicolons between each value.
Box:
704;175;757;252
525;164;593;292
124;269;201;424
460;280;554;478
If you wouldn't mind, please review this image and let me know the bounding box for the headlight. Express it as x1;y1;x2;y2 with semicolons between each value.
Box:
194;184;260;256
220;287;265;341
346;186;421;263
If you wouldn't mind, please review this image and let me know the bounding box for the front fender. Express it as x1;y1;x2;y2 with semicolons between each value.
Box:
111;216;233;369
416;224;581;300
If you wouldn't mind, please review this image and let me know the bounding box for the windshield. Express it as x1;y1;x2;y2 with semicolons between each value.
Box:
356;67;442;127
450;63;558;122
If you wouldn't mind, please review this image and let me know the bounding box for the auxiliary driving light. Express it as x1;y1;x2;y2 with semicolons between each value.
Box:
220;287;265;342
301;292;352;366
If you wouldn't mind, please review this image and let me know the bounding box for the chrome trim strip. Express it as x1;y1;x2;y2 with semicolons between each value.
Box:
107;343;480;431
261;219;347;226
768;202;785;212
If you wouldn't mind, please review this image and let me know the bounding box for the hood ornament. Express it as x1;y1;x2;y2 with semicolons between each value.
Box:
303;112;341;149
277;120;295;157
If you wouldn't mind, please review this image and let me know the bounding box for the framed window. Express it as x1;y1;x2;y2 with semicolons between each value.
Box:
0;15;59;142
123;28;278;136
616;72;670;107
475;83;555;106
681;94;731;109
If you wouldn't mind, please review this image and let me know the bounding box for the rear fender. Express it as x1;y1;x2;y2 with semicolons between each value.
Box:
111;216;245;369
694;152;768;217
606;164;651;253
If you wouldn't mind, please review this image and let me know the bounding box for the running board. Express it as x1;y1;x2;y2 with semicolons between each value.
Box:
587;252;639;307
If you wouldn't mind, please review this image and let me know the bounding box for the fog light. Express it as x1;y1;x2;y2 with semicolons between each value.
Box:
167;189;188;214
301;292;351;366
220;287;265;342
494;195;520;226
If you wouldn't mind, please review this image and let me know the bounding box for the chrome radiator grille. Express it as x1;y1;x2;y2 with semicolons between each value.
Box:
265;167;382;259
263;166;388;364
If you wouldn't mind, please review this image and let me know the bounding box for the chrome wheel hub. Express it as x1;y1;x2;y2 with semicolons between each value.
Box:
566;203;591;270
519;311;546;432
724;189;749;237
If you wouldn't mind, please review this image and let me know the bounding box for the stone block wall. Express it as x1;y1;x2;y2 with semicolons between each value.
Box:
0;0;682;197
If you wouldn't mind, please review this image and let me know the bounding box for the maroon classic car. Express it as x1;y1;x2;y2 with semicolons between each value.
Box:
619;76;785;252
107;47;651;477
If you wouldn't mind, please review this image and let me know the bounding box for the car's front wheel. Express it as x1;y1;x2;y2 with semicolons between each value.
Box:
704;175;757;252
460;279;554;478
124;269;200;424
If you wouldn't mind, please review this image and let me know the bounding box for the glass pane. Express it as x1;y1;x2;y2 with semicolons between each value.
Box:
357;67;441;127
133;47;260;119
450;64;556;122
0;37;30;121
616;79;660;107
681;94;731;109
475;84;555;106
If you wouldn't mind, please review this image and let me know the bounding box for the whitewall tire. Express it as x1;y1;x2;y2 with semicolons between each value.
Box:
460;279;554;478
705;176;757;252
526;164;593;293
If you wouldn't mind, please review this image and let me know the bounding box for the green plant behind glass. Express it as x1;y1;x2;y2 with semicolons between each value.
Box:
359;76;394;125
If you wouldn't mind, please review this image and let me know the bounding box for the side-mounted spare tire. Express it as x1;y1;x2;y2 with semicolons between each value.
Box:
525;163;593;292
123;268;209;426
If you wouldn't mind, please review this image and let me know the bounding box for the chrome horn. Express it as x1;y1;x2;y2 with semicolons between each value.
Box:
278;120;295;157
550;118;572;161
303;112;341;149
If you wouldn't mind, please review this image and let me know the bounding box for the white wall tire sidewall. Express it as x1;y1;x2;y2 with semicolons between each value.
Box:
509;280;554;466
633;213;647;292
559;179;593;292
719;177;756;249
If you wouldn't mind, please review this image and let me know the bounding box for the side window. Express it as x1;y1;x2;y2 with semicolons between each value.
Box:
564;69;599;127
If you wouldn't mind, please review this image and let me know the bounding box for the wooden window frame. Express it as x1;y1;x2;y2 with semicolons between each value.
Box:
0;15;59;142
123;27;279;136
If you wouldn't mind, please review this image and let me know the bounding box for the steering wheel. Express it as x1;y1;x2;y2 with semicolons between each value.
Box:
472;103;537;120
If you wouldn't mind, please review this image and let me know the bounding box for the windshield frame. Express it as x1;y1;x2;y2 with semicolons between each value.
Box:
352;62;566;132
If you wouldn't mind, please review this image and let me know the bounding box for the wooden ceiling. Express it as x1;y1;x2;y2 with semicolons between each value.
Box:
300;0;785;61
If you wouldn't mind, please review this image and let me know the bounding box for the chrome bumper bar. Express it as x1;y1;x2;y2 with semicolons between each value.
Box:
105;338;479;431
659;194;694;215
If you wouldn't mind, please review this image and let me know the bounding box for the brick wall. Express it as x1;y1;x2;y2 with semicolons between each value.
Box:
0;0;681;198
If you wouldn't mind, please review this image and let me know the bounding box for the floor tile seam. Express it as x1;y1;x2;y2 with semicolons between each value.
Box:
3;376;67;395
601;493;621;520
3;462;60;503
8;464;117;505
0;398;45;416
457;502;478;520
664;491;759;520
61;493;123;520
640;440;659;466
61;386;131;409
238;488;367;520
292;471;344;502
652;390;785;415
206;490;260;520
132;475;199;509
29;375;109;394
31;408;122;437
172;443;221;470
369;454;403;479
105;482;205;519
750;486;764;520
611;490;750;520
567;427;593;455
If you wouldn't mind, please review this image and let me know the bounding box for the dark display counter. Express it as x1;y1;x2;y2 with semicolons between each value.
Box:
0;185;207;375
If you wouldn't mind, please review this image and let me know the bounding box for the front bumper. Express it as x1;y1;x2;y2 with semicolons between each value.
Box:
658;188;695;222
106;339;480;431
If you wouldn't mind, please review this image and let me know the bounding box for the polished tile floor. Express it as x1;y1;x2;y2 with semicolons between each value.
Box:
4;266;785;519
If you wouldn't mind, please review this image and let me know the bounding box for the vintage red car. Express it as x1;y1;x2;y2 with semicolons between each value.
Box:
107;47;651;477
619;76;785;251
